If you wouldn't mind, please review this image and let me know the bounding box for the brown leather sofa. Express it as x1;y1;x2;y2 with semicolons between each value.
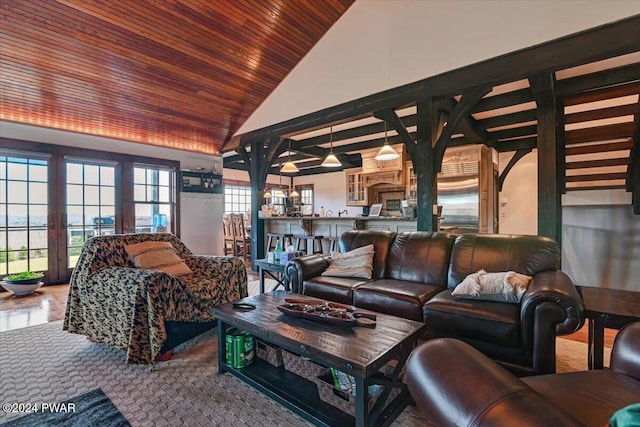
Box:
286;230;584;375
405;322;640;427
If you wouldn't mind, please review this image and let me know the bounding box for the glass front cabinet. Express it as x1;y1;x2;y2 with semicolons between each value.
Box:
345;168;367;206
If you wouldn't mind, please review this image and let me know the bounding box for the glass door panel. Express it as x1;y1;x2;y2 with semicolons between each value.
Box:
65;161;116;269
0;156;50;279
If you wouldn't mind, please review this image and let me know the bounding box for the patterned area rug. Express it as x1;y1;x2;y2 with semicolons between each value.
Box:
0;321;602;426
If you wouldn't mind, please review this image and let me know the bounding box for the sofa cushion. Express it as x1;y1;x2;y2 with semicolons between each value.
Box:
302;276;369;304
447;234;560;289
423;290;521;347
353;279;444;321
339;230;397;279
386;232;455;286
125;241;193;276
321;244;374;279
452;270;532;303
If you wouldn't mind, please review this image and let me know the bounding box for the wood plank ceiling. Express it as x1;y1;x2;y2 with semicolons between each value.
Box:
0;0;355;154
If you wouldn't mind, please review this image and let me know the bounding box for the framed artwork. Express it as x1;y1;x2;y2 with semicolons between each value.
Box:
369;203;382;217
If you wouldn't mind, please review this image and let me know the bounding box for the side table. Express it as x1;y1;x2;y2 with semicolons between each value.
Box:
254;258;289;293
579;286;640;369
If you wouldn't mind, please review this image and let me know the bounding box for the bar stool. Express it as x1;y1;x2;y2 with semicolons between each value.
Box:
266;232;294;253
294;235;324;255
327;236;339;253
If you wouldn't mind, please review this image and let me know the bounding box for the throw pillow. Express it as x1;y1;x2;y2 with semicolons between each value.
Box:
451;269;532;303
125;241;193;276
321;244;375;279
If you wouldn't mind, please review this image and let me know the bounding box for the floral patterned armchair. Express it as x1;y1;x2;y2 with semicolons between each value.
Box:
63;233;247;365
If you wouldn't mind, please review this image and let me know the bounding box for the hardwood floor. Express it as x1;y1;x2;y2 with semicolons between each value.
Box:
0;270;617;349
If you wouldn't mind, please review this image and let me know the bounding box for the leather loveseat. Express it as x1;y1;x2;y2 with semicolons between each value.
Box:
286;230;584;376
404;322;640;427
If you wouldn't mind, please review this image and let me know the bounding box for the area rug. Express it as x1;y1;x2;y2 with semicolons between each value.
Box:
1;388;130;427
0;321;603;426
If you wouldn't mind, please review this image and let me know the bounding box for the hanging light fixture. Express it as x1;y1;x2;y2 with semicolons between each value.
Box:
281;138;299;173
264;189;272;198
321;126;342;167
289;187;299;198
375;122;399;161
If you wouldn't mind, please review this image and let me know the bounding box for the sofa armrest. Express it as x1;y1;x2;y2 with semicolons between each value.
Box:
404;338;582;427
521;270;584;336
611;322;640;380
285;254;329;293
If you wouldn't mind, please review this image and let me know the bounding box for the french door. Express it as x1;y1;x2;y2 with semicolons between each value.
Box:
0;153;52;282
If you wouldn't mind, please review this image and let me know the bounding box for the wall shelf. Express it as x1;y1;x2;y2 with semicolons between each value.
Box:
180;171;223;194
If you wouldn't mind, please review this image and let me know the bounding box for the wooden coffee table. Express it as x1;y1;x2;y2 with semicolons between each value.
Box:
213;291;425;427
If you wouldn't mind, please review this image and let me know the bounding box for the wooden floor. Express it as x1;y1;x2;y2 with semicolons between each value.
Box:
0;270;617;348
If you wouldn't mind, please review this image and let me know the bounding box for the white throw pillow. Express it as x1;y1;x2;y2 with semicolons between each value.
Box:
321;244;375;279
452;269;532;303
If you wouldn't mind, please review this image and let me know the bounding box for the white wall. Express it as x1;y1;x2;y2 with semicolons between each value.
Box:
498;150;538;235
293;172;352;216
238;0;640;134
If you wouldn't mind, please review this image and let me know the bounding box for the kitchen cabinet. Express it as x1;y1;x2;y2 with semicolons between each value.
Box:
345;168;367;206
360;144;405;174
406;162;416;199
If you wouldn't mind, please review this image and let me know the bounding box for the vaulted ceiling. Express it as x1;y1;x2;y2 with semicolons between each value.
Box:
0;0;355;154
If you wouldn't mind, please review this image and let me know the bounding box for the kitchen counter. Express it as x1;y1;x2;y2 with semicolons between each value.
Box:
261;216;418;239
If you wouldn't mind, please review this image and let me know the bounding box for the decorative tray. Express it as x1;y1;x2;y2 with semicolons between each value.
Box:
277;297;377;328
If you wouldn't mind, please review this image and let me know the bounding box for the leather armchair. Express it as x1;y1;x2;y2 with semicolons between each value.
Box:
404;322;640;427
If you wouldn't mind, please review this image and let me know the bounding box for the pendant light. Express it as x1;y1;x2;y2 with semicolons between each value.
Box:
375;122;399;161
289;187;299;198
321;126;342;167
264;189;272;199
280;138;299;173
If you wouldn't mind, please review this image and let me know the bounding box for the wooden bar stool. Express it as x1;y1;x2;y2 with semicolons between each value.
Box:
327;236;339;253
266;233;294;253
294;235;324;255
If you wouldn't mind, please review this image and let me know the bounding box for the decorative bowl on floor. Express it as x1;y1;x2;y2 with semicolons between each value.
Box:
0;281;44;295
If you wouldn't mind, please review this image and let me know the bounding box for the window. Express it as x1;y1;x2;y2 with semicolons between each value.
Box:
224;184;251;215
297;185;314;215
134;165;175;233
0;155;49;275
66;160;116;268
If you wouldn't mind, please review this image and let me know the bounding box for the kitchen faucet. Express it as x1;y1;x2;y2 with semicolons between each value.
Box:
338;209;348;217
325;210;333;217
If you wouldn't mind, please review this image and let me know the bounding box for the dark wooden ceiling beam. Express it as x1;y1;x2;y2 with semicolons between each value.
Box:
565;103;639;124
556;62;640;96
566;158;630;169
494;136;538;152
228;15;640;150
566;172;628;182
490;125;538;140
565;122;635;145
476;109;537;130
471;88;534;114
565;141;633;155
563;81;640;106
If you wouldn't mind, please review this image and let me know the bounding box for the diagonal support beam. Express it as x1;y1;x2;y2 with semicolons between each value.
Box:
434;85;492;171
439;97;491;144
373;109;416;157
498;149;533;191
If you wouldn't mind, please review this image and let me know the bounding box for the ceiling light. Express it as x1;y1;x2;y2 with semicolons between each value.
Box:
273;189;286;198
289;188;299;198
321;126;342;167
281;138;299;173
375;122;399;161
264;189;272;198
